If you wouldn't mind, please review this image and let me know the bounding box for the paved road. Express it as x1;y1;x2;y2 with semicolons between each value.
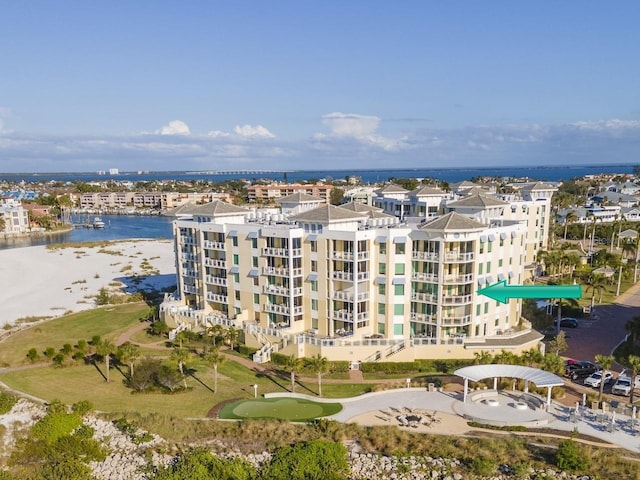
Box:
563;282;640;368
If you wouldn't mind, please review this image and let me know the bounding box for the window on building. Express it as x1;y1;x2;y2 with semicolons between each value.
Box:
394;263;405;275
486;261;491;273
378;303;386;314
476;304;481;316
393;324;404;335
378;323;385;334
499;237;504;247
251;238;258;249
233;273;239;283
310;240;317;252
311;260;317;272
232;237;238;247
394;304;404;315
394;284;404;295
395;242;405;255
379;242;386;254
487;241;492;253
252;256;258;267
478;263;483;275
233;254;239;265
311;280;318;292
235;291;240;301
378;284;386;295
498;259;503;267
379;263;386;274
311;299;318;310
479;243;484;254
484;302;489;314
253;293;259;304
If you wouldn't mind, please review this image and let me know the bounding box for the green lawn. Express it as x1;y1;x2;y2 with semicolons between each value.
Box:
0;303;152;367
219;397;342;421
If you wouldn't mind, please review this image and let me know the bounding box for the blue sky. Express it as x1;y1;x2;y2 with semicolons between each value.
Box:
0;1;639;173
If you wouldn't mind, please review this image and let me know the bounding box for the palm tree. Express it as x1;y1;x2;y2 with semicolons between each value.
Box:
116;342;141;378
204;347;225;394
563;211;577;240
586;274;607;307
626;355;640;405
284;354;301;392
224;327;240;351
473;351;493;365
171;346;191;389
95;338;116;383
625;316;640;348
621;239;637;261
206;324;224;345
307;354;329;397
594;354;614;403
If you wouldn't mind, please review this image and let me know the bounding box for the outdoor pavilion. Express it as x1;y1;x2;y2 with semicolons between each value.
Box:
454;364;565;409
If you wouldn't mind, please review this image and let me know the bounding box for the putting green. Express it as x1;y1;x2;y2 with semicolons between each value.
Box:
219;397;342;421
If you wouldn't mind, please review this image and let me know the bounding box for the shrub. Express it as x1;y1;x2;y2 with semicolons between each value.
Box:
470;456;497;476
556;438;586;472
0;392;17;414
31;412;83;444
261;440;349;480
236;344;258;357
72;400;94;416
26;348;39;362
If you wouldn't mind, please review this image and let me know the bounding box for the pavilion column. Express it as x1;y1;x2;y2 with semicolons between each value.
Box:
524;380;529;393
493;377;498;390
463;378;468;403
546;387;552;410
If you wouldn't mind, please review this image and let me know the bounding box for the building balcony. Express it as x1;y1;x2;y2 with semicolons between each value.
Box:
411;292;438;303
331;310;367;322
182;269;197;278
331;290;369;302
180;252;197;262
330;251;369;261
203;240;226;250
441;294;473;304
442;273;474;284
204;258;226;268
263;285;303;296
205;275;227;287
331;271;369;281
410;313;436;324
443;251;474;262
206;292;228;304
440;315;472;326
261;247;301;257
262;266;303;277
411;251;439;261
263;303;303;316
183;284;197;294
411;272;438;282
180;236;197;246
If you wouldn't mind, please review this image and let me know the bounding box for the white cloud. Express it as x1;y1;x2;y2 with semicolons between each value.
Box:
233;124;275;138
207;130;230;138
155;120;191;136
322;112;381;137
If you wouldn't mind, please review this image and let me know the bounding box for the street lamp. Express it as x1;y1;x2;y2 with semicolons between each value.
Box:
253;384;258;398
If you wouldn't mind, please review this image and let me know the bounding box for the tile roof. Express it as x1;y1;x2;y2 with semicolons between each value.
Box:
420;212;485;231
410;186;446;196
276;192;324;204
376;184;409;195
188;200;249;216
448;194;508;208
290;204;368;223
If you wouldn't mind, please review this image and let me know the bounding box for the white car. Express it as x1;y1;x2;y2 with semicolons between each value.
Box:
612;376;632;396
583;370;613;388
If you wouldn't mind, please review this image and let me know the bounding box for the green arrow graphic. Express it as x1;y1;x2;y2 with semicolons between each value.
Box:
477;280;582;304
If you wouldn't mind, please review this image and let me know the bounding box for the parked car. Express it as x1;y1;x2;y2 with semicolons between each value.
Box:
554;317;579;328
565;361;599;380
584;370;613;388
612;376;633;396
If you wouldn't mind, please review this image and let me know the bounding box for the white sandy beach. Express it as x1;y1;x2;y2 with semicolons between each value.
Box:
0;239;176;326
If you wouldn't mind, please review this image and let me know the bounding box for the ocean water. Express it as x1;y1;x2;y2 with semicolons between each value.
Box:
0;163;635;185
0;214;174;250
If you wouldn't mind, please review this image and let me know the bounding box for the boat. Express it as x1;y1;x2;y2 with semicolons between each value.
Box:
92;217;106;229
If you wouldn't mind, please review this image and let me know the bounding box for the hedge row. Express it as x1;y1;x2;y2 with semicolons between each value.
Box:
361;359;473;374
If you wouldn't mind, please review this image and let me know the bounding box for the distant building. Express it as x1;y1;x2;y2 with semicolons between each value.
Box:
0;197;30;234
109;168;119;175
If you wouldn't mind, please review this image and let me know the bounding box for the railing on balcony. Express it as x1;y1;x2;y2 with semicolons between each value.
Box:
440;315;472;326
412;272;438;282
263;285;303;296
205;275;227;286
443;273;474;283
443;251;474;262
331;290;369;302
330;250;370;261
411;292;438;303
180;252;197;262
203;240;225;250
262;266;303;277
180;237;197;246
441;294;473;304
206;292;228;303
182;269;197;278
182;284;197;294
204;258;226;268
411;251;439;261
410;312;436;323
263;303;303;316
331;271;369;281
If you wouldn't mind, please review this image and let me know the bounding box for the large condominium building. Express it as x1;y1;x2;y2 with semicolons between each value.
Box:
161;183;555;363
